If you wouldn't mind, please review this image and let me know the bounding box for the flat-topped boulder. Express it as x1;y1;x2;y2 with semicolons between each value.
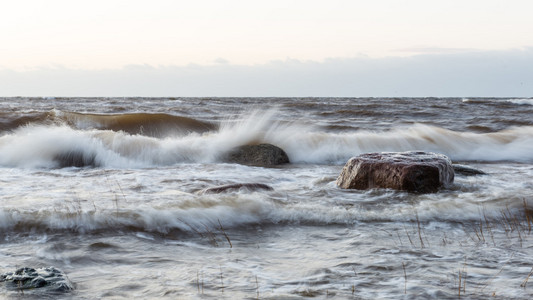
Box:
336;151;454;193
224;143;289;167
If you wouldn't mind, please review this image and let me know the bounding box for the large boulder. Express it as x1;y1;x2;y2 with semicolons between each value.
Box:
224;144;289;167
0;267;74;292
336;151;454;193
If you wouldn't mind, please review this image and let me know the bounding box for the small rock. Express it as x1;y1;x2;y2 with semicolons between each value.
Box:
1;266;74;292
224;144;289;167
336;151;454;193
200;183;274;194
452;164;487;176
53;150;97;168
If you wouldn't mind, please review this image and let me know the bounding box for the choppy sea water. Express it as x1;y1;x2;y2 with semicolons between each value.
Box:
1;97;533;299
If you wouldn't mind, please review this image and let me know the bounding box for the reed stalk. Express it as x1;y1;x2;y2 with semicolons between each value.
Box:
415;212;425;248
220;265;224;293
255;275;259;300
521;203;530;236
402;262;407;294
218;219;232;248
520;267;533;288
196;270;200;293
403;224;414;246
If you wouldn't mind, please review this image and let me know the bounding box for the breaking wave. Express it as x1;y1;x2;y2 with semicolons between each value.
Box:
1;189;529;235
507;98;533;106
462;97;533;106
0;110;216;137
1;110;533;168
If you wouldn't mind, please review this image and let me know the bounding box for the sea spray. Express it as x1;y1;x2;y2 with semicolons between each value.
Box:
1;113;533;168
275;124;533;164
0;125;135;168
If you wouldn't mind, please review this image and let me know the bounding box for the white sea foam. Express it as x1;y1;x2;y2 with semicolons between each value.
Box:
462;98;533;106
507;98;533;106
275;124;533;163
0;125;137;168
1;117;533;169
1;184;529;233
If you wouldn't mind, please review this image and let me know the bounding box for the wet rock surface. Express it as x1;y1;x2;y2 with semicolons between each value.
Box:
200;183;274;194
0;267;74;292
54;150;98;168
337;151;454;193
452;164;487;176
224;144;289;167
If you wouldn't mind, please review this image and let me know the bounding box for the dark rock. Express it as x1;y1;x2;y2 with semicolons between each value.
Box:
53;150;97;168
336;151;454;193
224;144;289;167
0;267;74;292
200;183;274;194
452;164;487;176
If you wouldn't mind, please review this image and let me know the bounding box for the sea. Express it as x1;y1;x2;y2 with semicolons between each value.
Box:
1;97;532;299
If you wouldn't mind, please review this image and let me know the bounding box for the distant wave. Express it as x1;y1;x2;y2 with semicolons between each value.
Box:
462;97;533;106
0;110;216;137
507;98;533;106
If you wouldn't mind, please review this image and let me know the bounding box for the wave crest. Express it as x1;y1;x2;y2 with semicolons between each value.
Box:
0;110;216;137
1;110;533;168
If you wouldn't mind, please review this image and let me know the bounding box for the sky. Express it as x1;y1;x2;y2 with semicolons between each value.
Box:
1;0;532;96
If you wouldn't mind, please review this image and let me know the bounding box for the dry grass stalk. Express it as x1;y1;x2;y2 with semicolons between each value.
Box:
520;267;533;288
255;275;259;300
415;212;425;248
219;265;224;293
523;199;532;233
196;270;200;293
178;218;206;239
203;223;219;247
402;261;407;294
396;230;403;246
351;266;357;295
218;219;232;248
458;269;466;297
17;280;24;295
441;233;448;246
482;205;496;246
477;264;505;294
102;169;126;217
403;224;414;247
457;260;467;298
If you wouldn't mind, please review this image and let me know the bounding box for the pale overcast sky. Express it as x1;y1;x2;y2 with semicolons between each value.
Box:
1;0;532;96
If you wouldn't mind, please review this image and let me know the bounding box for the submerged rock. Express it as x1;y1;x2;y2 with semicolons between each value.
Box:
452;164;487;176
224;144;289;167
337;151;454;193
200;183;274;194
0;267;74;292
53;150;98;168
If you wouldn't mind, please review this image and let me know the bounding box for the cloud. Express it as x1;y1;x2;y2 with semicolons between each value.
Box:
213;58;230;64
1;49;532;97
393;47;479;55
